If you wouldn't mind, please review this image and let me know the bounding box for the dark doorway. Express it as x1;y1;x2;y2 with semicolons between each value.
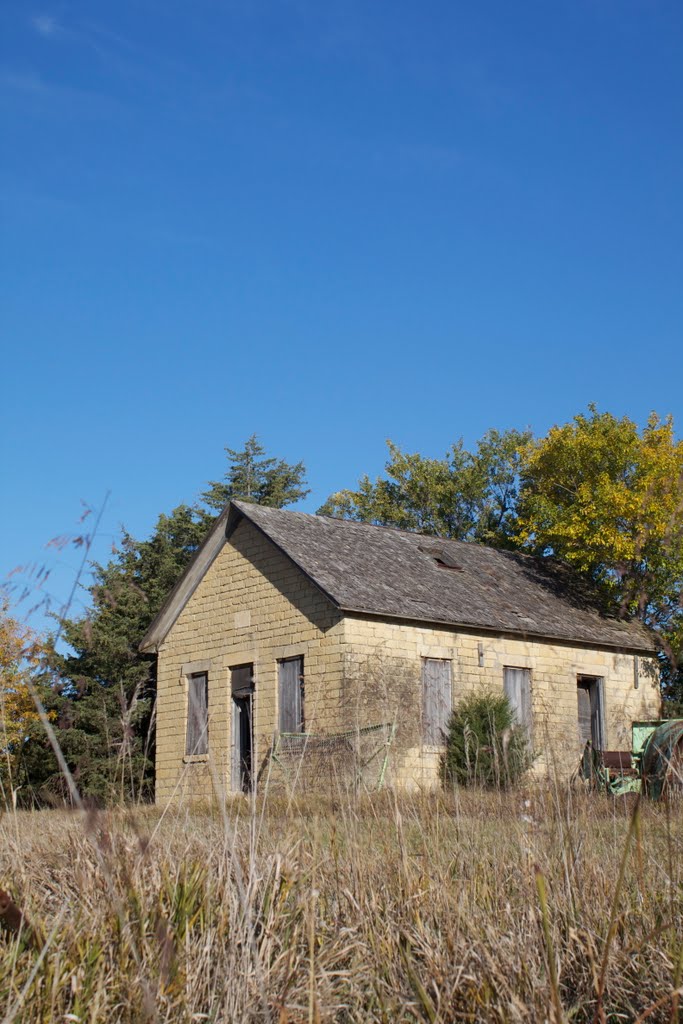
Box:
577;675;605;750
231;664;254;793
233;696;252;792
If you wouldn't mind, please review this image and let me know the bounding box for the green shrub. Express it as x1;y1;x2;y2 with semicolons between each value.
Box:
440;691;532;789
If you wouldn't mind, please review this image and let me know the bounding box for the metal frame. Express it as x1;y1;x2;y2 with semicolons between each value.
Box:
271;721;397;792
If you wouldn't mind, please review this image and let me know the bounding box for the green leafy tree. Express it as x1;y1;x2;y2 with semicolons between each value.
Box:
202;435;309;512
517;407;683;630
516;407;683;703
318;429;530;545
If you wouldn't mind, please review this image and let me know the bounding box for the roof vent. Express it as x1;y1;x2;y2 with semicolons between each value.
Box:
419;545;464;572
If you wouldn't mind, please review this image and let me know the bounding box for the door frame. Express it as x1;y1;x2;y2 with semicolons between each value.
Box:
230;664;255;793
577;674;606;751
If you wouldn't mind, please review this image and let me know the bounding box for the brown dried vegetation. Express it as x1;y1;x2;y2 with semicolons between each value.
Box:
0;786;682;1023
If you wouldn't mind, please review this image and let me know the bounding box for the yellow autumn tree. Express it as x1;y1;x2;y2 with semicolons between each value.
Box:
0;602;46;790
517;407;683;646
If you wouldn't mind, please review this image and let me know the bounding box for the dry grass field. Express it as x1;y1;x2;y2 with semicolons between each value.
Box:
0;786;681;1023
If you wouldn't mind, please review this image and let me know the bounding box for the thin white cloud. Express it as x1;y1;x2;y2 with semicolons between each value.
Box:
31;14;61;37
1;69;45;94
27;13;191;93
0;65;125;117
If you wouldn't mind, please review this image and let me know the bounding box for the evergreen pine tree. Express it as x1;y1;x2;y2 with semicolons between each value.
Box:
202;435;309;512
30;439;308;805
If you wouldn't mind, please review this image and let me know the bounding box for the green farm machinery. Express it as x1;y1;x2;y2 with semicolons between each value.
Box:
580;719;683;799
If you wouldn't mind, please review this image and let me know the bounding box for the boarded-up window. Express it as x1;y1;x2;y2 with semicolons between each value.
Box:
503;667;532;733
577;676;605;750
186;672;208;755
422;659;452;745
279;657;304;733
231;664;253;698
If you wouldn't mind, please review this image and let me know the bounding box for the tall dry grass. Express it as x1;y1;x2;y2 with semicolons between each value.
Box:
1;784;682;1023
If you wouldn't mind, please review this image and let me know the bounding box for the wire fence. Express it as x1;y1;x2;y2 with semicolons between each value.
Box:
270;721;396;795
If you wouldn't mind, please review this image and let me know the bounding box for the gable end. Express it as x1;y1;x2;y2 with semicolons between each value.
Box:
139;503;342;654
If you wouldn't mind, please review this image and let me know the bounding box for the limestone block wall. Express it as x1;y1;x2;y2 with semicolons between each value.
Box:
154;519;344;803
154;515;662;801
340;614;661;787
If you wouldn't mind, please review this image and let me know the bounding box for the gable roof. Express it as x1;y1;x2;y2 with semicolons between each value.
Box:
140;500;657;654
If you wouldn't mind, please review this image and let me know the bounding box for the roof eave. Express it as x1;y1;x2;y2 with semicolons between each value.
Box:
337;605;659;655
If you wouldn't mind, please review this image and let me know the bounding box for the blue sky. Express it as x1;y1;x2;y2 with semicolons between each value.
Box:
2;0;682;630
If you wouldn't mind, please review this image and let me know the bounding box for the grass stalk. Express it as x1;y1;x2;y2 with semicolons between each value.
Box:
534;866;564;1024
593;795;641;1024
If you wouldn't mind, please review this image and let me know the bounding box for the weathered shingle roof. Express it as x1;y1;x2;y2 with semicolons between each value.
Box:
140;500;657;653
231;501;657;652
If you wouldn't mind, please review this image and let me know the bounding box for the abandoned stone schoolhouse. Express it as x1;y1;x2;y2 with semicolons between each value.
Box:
140;500;661;800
